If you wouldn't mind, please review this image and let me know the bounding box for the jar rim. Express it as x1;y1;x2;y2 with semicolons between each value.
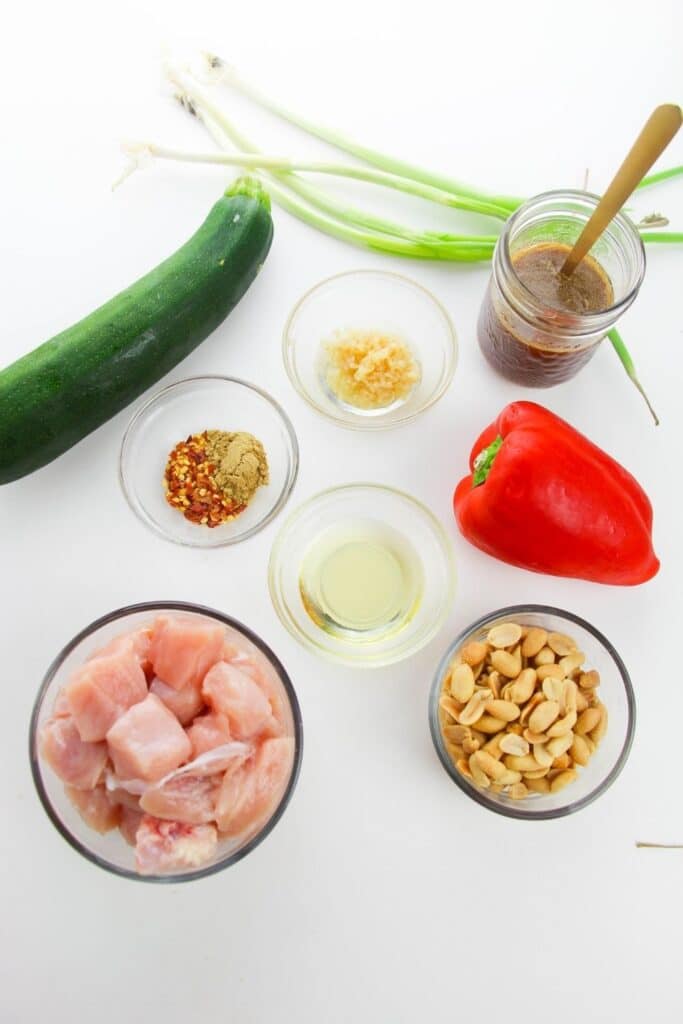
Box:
496;189;646;336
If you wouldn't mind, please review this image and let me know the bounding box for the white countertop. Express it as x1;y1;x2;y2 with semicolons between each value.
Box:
2;1;682;1020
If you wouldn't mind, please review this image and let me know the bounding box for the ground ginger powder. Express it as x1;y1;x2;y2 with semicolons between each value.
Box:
323;329;420;410
205;430;269;507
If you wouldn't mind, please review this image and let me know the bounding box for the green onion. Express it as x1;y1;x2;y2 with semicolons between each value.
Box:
203;55;524;214
607;328;659;426
136;59;679;420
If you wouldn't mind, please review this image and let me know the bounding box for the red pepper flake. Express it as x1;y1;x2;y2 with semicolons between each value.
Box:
163;432;245;528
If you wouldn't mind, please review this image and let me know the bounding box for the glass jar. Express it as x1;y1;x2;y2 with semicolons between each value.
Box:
477;190;646;386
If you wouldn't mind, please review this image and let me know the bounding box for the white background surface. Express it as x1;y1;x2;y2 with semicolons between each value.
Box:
1;1;682;1020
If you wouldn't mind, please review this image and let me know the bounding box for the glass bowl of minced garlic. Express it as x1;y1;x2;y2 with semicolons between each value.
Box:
282;270;458;429
120;377;299;548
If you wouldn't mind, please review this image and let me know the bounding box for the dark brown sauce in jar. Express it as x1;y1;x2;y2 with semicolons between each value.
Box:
478;242;614;386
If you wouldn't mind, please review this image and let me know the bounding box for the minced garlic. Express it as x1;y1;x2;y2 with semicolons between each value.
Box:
322;329;420;410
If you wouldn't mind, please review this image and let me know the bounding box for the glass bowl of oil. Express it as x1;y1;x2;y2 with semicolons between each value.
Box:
282;270;458;429
268;484;456;666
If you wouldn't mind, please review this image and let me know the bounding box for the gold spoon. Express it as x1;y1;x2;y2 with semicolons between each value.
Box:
562;103;682;276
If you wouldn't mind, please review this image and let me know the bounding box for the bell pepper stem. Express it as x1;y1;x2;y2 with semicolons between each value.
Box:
472;435;503;486
607;329;659;426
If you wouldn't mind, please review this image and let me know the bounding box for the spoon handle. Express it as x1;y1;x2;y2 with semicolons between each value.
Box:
562;104;682;276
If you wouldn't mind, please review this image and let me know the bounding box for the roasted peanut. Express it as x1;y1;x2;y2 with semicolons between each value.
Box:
461;641;489;666
536;663;565;682
522;627;548;659
579;669;601;690
499;734;530;757
559;651;585;676
485;699;521;722
545;710;577;738
490;649;522;678
487;622;523;648
475;714;508;734
547;632;577;656
534;646;556;666
550;769;578;793
528;700;561;734
450;663;475;703
575;707;602;735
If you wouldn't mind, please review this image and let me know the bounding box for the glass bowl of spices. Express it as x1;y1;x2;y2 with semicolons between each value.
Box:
269;484;456;666
283;270;458;429
429;605;635;820
119;377;299;548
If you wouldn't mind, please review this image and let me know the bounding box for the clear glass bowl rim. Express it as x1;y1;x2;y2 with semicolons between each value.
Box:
428;603;636;821
281;268;459;430
29;601;304;883
118;375;300;548
268;482;456;666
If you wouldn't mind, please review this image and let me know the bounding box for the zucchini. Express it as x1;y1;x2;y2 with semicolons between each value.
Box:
0;177;273;484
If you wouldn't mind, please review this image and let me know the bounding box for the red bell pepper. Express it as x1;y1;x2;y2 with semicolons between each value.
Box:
453;401;659;585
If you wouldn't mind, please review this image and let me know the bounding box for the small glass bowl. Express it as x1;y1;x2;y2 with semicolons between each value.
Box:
269;484;456;666
120;377;299;548
429;605;635;820
29;602;303;883
282;270;458;429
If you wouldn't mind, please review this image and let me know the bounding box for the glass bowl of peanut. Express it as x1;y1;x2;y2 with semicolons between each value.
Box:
429;605;635;819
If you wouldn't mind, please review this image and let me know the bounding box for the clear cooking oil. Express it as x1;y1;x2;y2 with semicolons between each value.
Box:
299;519;423;641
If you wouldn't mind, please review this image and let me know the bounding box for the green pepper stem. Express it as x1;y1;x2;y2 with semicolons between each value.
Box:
472;435;503;486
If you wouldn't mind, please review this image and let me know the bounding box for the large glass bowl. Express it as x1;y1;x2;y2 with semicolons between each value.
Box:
119;376;299;548
269;484;456;666
29;602;303;883
429;605;635;820
282;270;458;429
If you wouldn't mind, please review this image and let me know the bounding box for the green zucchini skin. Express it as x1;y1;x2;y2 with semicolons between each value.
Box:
0;178;273;484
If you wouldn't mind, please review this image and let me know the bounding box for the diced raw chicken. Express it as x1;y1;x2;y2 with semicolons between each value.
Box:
215;737;294;837
186;711;233;758
52;689;72;718
104;770;145;808
150;677;205;726
228;653;286;730
135;816;218;874
66;785;121;833
149;615;224;691
140;773;222;825
106;693;192;783
40;716;108;790
171;742;251;778
119;806;144;846
65;651;148;742
90;628;152;673
202;662;274;740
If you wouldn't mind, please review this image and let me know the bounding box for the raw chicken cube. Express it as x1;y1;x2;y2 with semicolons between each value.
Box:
119;806;144;846
140;773;222;825
65;651;148;742
150;677;205;726
106;693;192;783
90;628;152;673
52;689;72;718
149;615;224;691
135;816;218;874
226;654;286;732
202;662;274;740
40;716;108;790
186;712;233;758
215;737;294;837
66;785;121;833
